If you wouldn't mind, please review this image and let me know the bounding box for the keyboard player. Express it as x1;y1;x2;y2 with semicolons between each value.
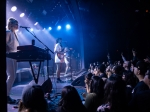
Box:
6;17;19;104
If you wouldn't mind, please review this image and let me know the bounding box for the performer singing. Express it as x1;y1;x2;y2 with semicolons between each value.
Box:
6;17;19;104
54;38;65;83
64;47;70;76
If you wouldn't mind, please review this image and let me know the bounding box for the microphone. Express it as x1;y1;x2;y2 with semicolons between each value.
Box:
62;41;67;42
20;26;30;28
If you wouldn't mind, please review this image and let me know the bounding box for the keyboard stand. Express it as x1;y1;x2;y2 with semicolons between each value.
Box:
29;60;42;84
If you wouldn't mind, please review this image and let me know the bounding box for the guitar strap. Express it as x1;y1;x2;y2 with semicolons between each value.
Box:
60;44;64;52
60;43;62;48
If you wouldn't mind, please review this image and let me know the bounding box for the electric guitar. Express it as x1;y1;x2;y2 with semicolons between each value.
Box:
57;51;65;62
57;48;72;62
57;51;71;62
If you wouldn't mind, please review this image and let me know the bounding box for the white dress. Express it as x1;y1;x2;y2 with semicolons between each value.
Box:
6;30;19;96
54;43;64;63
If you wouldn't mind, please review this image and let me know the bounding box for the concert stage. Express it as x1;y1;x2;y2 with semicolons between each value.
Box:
7;72;86;112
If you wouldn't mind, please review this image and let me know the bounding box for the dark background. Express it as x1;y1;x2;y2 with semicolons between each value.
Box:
82;0;150;66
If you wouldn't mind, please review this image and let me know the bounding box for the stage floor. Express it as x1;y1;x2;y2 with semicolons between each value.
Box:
7;73;86;112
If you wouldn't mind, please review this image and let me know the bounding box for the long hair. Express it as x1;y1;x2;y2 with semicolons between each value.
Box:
7;17;18;30
19;84;48;112
90;76;104;98
123;70;137;88
113;65;124;76
85;72;93;80
58;85;86;112
103;77;127;112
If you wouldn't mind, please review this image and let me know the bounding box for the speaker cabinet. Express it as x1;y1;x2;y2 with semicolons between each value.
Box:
71;71;88;87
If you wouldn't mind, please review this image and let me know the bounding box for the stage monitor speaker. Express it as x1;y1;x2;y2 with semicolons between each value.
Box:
41;78;52;94
29;77;52;94
71;71;88;87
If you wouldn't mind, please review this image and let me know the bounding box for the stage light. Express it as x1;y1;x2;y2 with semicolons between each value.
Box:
30;28;33;31
34;22;38;25
66;24;71;29
57;25;61;30
48;27;52;30
11;6;17;12
20;13;25;17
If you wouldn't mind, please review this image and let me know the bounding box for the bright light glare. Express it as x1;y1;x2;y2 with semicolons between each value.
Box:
34;22;38;25
30;28;33;31
49;27;52;30
66;24;71;29
11;6;17;12
20;13;25;17
57;26;61;30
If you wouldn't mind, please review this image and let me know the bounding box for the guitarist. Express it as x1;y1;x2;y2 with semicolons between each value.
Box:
54;38;65;83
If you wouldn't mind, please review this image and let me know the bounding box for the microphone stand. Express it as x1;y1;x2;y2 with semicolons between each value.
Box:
24;28;54;93
25;28;54;54
69;49;73;82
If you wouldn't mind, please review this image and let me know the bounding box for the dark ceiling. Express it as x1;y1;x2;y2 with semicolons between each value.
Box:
7;0;150;66
7;0;150;32
7;0;80;28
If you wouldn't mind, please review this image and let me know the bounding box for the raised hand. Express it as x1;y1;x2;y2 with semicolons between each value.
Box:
121;52;123;56
107;53;110;58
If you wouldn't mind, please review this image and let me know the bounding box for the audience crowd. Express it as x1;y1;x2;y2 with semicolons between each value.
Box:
18;48;150;112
